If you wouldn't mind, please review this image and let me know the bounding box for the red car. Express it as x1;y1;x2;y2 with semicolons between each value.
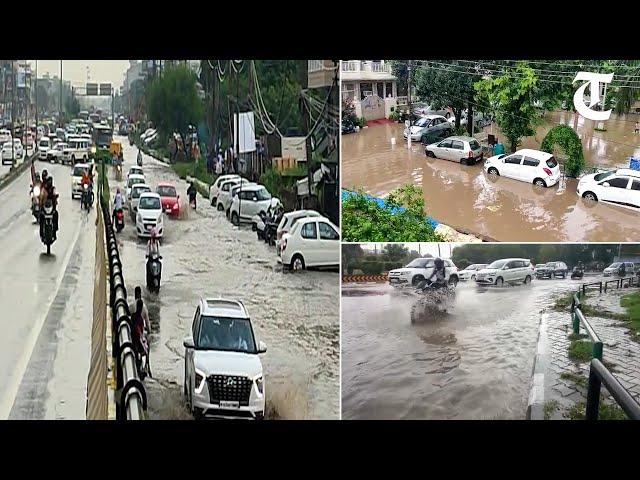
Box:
156;183;180;216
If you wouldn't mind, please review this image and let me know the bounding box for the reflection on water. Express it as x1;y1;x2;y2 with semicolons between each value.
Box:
342;115;640;241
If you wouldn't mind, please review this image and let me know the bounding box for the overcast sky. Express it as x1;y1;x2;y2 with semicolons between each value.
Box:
359;243;461;258
29;60;131;90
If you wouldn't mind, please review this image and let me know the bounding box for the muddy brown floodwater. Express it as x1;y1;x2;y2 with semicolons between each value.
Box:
110;138;340;420
342;112;640;242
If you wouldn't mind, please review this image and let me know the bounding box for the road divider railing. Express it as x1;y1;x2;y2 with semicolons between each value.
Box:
586;358;640;420
570;292;603;361
604;276;639;292
581;281;602;296
342;274;389;283
101;196;147;420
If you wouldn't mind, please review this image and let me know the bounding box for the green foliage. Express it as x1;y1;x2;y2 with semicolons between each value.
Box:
620;292;640;339
568;340;593;363
388;111;400;121
171;155;215;187
258;168;300;211
474;62;539;152
565;401;628;420
361;261;382;274
145;65;204;147
543;400;559;420
383;244;409;261
540;124;585;177
342;244;364;269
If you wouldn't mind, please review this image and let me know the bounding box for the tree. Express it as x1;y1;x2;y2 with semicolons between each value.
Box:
145;65;204;157
474;63;539;152
36;84;49;115
342;244;364;270
414;60;477;133
540;124;585;177
383;244;409;262
389;61;408;96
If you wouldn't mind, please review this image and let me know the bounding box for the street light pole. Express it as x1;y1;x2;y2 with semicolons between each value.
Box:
407;60;412;149
59;60;62;128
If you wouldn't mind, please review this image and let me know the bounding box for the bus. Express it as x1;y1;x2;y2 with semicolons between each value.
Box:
92;124;113;150
79;111;89;122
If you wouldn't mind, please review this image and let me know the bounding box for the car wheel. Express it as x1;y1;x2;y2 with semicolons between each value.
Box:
533;178;547;187
426;150;436;158
582;191;598;201
523;275;531;285
71;155;75;164
217;203;223;211
449;276;459;287
231;212;239;225
495;277;504;286
488;167;499;176
471;274;476;281
291;254;305;271
210;197;216;207
411;275;425;287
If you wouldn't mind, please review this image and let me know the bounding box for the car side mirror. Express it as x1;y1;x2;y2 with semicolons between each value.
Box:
183;337;195;349
602;182;610;187
257;341;267;354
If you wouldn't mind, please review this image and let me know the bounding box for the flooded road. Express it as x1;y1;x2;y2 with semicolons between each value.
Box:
342;116;640;242
110;138;339;419
341;276;609;420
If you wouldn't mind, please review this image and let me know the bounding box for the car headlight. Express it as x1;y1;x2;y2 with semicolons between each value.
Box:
194;368;206;394
254;375;264;395
137;213;142;223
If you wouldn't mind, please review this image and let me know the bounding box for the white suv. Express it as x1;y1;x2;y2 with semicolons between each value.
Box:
135;192;164;238
229;184;280;225
577;168;640;209
484;149;561;187
475;258;534;286
388;257;459;287
209;174;240;206
183;298;267;420
458;263;488;281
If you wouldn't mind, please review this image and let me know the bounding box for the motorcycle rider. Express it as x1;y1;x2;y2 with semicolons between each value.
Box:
422;257;447;290
131;298;149;368
147;227;160;257
39;176;59;240
128;286;150;337
137;148;143;166
112;187;124;227
187;181;197;209
80;168;93;208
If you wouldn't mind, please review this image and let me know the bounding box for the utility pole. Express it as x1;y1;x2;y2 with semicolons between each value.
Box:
407;59;412;149
11;60;15;164
35;60;38;135
25;62;28;151
59;60;62;127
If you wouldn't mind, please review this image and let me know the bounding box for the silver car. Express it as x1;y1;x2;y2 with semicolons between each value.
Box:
425;136;484;165
403;114;453;143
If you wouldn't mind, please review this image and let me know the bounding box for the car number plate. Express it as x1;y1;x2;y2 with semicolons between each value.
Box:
219;401;240;409
389;278;399;283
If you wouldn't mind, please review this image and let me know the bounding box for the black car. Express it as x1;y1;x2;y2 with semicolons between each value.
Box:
536;261;569;279
342;118;356;135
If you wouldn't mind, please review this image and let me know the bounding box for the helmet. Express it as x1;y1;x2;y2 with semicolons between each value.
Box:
434;257;445;269
42;169;48;180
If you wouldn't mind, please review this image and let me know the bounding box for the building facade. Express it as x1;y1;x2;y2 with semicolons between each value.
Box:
341;60;397;121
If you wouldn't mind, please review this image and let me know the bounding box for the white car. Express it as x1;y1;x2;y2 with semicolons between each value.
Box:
403;114;452;142
229;184;279;225
576;168;640;209
183;297;266;420
218;180;255;215
62;137;91;165
209;174;240;206
475;258;534;286
38;137;51;160
275;210;321;256
484;149;561;187
135;192;164;238
0;128;11;145
126;174;147;201
279;216;340;270
388;257;459;287
457;263;488;281
603;262;636;277
71;163;91;198
128;183;152;219
126;166;144;181
425;135;484;165
1;141;23;164
46;142;67;163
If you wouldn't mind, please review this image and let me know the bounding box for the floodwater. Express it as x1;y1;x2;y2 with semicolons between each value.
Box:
110;138;340;419
341;276;608;420
341;112;640;242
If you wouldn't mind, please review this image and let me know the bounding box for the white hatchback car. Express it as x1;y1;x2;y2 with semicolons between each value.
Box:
38;137;51;160
209;174;240;206
457;263;488;281
229;184;279;225
576;168;640;209
275;210;321;256
71;163;91;198
183;298;267;420
475;258;534;286
46;142;67;163
126;174;147;202
126;166;144;182
135;192;164;238
484;149;561;187
279;216;340;270
388;257;459;287
219;181;256;216
425;136;484;165
128;183;152;219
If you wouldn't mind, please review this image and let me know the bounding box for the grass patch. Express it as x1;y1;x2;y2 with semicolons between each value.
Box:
552;292;577;312
565;402;628;420
560;372;588;388
568;333;588;341
620;292;640;339
568;340;593;363
543;400;560;420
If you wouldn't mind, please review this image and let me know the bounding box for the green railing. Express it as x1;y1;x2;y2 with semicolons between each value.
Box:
570;291;603;361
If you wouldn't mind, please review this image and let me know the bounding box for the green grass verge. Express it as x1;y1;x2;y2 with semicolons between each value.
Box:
565;402;628;420
543;400;560;420
568;340;593;363
620;292;640;339
560;372;588;388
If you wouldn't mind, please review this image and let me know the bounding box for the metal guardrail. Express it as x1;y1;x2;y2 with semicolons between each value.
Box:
582;281;603;296
586;359;640;420
101;197;147;420
604;276;639;291
571;292;603;361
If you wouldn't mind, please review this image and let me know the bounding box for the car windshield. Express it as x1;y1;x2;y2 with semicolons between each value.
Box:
255;187;271;201
594;171;615;181
139;196;160;210
73;166;88;176
405;258;434;268
157;186;177;197
132;187;150;199
128;177;144;187
545;262;556;267
608;263;621;268
536;264;545;268
197;316;256;353
488;259;508;269
414;117;430;127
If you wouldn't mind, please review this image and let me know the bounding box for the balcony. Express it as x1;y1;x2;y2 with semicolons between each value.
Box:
341;61;391;74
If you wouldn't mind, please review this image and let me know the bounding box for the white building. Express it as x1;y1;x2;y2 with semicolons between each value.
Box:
341;60;398;121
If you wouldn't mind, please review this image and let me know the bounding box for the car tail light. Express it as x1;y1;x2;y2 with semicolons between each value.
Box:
543;167;552;176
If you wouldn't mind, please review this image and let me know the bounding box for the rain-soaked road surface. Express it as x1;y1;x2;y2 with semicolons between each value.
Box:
109;138;339;419
341;275;611;420
0;157;95;419
342;112;640;242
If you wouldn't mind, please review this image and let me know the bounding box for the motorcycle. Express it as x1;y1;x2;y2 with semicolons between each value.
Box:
114;208;125;232
146;252;162;292
264;209;284;246
570;267;584;279
135;329;151;381
189;196;196;210
81;183;94;211
413;279;456;310
30;184;41;221
115;163;123;181
137;152;143;167
41;199;56;254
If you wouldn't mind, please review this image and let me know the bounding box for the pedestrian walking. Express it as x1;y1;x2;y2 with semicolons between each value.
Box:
635;121;639;134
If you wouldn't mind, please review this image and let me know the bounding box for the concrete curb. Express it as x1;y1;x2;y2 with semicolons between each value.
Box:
527;313;549;420
0;151;36;193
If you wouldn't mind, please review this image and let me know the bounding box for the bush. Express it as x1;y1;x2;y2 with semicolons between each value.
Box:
358;117;367;128
540;124;585;177
346;263;355;274
360;261;383;275
388;111;400;122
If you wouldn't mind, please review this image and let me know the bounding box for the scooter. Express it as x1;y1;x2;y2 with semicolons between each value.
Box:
30;184;41;221
264;210;283;246
115;163;123;181
135;330;151;381
114;208;125;232
41;199;56;254
146;252;162;292
137;152;143;167
81;183;94;211
570;267;584;279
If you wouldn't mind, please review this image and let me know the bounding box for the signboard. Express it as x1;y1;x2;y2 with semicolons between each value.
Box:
233;112;256;154
281;136;307;163
17;68;26;88
99;83;112;96
86;83;98;95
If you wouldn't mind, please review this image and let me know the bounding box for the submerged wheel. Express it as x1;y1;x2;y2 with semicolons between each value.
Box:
488;167;499;176
426;150;435;158
291;254;305;271
533;178;546;187
449;276;459;287
412;275;425;287
524;275;531;285
495;277;504;286
582;191;598;201
231;212;239;225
